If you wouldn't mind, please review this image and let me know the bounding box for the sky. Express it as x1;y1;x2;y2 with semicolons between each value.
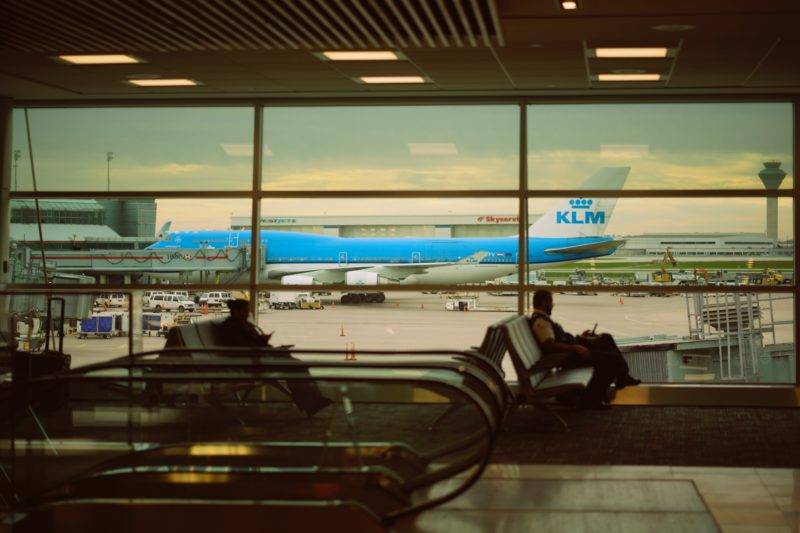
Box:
10;103;795;239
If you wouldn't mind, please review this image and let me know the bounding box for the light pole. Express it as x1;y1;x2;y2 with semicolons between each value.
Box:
106;151;114;191
13;149;21;191
199;240;209;284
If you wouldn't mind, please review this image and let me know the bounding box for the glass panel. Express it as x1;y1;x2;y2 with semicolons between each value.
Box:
257;198;519;285
524;290;794;384
12;107;253;191
527;198;793;286
262;105;518;190
8;197;250;286
3;293;130;368
254;290;515;351
528;102;794;190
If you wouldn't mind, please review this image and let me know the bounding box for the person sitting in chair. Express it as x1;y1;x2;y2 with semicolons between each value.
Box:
217;298;333;418
530;289;640;409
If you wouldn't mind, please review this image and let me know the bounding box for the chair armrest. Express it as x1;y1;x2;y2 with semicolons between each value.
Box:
530;351;573;374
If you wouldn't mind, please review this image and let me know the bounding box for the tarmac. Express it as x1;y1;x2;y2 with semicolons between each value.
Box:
59;292;794;381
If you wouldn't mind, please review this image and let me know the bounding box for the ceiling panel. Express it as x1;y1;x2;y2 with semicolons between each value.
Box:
0;1;799;98
502;13;797;45
669;40;775;87
407;49;511;86
0;0;505;53
499;0;800;17
326;60;424;77
747;40;800;87
496;45;589;88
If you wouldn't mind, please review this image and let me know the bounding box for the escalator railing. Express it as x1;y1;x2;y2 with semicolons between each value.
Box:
1;350;501;530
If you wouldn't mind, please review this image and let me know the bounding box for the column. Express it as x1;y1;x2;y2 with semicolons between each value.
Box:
0;98;13;329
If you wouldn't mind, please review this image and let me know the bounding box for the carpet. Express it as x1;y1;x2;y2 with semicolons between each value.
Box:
492;405;800;467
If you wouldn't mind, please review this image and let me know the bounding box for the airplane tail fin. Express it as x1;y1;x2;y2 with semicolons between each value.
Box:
530;167;630;238
157;221;172;240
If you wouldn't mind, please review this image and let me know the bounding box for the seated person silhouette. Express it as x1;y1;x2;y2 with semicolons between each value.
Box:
530;289;640;410
215;299;333;418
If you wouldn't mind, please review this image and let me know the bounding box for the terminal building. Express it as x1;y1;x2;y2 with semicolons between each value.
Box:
9;198;157;251
230;214;529;238
1;1;799;531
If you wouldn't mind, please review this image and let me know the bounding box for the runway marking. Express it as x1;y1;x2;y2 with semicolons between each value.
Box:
385;327;395;335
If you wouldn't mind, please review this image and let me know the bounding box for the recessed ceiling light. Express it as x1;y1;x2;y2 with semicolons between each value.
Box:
128;78;198;86
561;1;578;9
652;24;695;32
595;47;669;58
360;76;426;84
322;51;399;61
57;54;142;65
597;73;662;81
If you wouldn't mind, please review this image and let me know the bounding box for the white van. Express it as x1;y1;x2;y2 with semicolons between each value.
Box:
148;293;195;313
198;291;234;307
95;292;127;308
143;291;165;308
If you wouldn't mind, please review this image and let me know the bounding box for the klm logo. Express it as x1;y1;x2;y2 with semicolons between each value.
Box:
556;199;605;225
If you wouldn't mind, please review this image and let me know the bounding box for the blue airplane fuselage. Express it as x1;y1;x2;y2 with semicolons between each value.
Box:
147;230;618;265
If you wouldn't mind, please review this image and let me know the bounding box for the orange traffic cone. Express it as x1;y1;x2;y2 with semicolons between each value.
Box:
339;324;346;336
350;342;357;361
619;297;624;305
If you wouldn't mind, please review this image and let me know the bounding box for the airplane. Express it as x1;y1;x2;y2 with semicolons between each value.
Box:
147;167;629;287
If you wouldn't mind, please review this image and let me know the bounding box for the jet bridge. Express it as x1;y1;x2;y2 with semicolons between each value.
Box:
39;246;249;274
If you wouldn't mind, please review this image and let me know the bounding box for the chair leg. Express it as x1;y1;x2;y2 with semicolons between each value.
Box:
501;402;519;432
535;403;569;432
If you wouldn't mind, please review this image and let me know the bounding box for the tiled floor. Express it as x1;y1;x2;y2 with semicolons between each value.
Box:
396;465;800;532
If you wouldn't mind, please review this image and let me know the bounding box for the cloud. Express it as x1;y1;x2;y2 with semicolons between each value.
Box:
262;156;517;190
155;163;207;174
529;149;793;190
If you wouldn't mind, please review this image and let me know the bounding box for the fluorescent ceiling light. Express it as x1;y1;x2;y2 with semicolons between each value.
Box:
561;1;578;9
408;143;458;156
360;76;426;84
220;143;273;157
128;78;198;86
598;73;662;81
595;47;669;58
323;51;399;61
58;54;141;64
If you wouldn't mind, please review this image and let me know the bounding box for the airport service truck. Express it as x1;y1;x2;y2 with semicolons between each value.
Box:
268;292;322;310
270;275;322;309
340;271;386;304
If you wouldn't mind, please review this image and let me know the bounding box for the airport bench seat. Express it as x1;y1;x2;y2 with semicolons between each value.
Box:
501;315;594;429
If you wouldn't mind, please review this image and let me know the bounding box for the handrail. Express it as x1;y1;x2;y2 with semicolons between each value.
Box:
3;353;499;527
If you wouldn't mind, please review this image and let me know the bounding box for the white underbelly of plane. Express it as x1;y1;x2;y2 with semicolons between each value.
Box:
265;263;516;285
400;264;516;284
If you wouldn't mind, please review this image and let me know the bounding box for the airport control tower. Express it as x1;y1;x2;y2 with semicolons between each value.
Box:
758;161;787;240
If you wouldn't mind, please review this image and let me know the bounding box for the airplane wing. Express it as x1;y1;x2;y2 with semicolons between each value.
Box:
368;252;491;281
543;239;625;255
